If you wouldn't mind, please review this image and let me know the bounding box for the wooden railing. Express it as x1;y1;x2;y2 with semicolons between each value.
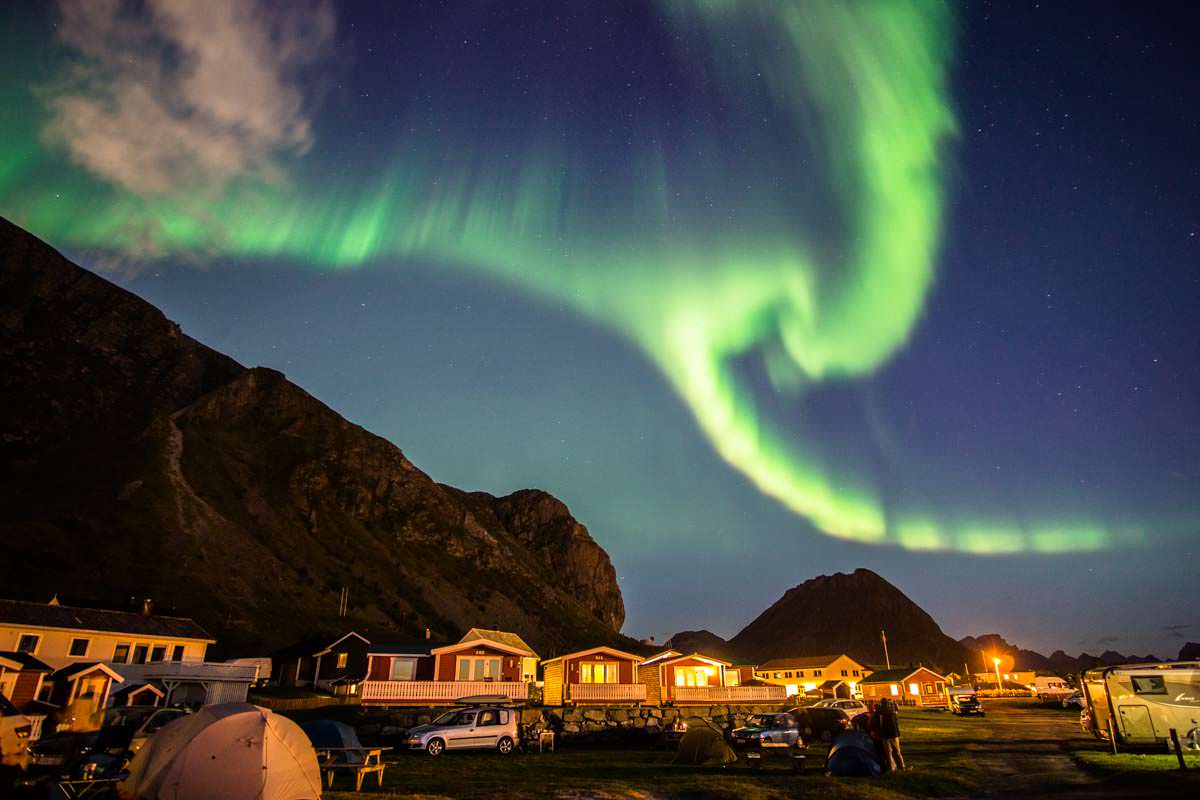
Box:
361;680;528;704
673;685;786;703
569;683;648;703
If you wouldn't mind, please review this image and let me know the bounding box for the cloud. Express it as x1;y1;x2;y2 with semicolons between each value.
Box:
1096;636;1120;645
42;0;334;199
1164;624;1192;631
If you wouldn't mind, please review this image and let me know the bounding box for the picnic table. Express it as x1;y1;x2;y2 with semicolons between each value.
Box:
55;777;122;798
315;746;391;791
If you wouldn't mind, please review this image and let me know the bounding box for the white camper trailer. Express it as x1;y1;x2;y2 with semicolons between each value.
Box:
1030;675;1073;703
1080;661;1200;752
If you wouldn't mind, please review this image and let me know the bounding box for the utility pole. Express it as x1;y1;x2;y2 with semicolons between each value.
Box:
338;586;349;617
881;629;891;669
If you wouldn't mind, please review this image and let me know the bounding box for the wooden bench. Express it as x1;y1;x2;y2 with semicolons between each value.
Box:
316;746;389;791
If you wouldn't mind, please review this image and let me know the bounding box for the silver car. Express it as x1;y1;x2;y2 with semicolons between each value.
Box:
405;706;519;756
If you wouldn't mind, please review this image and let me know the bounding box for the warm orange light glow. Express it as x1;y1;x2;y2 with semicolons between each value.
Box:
992;657;1000;666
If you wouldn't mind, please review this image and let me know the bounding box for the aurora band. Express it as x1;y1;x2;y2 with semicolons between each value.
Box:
0;1;1120;553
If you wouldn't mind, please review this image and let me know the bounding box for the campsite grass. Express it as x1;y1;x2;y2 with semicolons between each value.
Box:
324;707;987;800
1070;748;1200;772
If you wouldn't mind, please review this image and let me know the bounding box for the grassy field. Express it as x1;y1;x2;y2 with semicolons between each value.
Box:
1071;748;1200;771
325;707;986;800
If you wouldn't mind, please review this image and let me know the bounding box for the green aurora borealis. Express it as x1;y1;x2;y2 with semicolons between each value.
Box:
0;1;1169;556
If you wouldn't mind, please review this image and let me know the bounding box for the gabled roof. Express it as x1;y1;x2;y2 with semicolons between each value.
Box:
758;654;857;670
860;666;946;684
817;679;844;690
639;649;682;666
0;651;54;672
110;682;165;702
49;661;124;683
648;652;731;668
368;641;435;657
541;646;644;665
0;598;213;642
313;631;370;657
458;629;537;657
434;637;533;658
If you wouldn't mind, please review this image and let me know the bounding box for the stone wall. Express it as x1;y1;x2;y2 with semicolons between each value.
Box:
355;704;790;745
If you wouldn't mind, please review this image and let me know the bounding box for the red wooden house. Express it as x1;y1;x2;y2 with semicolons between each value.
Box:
541;646;646;705
860;666;948;707
639;650;785;705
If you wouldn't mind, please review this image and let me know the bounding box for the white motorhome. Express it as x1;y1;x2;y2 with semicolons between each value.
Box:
1080;661;1200;752
1030;675;1073;703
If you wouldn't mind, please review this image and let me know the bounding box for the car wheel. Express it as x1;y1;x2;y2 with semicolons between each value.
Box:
497;736;515;755
425;738;445;756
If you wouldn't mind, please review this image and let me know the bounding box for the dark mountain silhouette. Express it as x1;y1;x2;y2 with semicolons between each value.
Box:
0;217;628;656
958;634;1164;677
663;630;736;661
1180;642;1200;661
711;569;971;672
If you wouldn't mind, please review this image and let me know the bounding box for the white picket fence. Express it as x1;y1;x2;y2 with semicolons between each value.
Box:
361;680;528;704
569;683;647;703
673;685;786;703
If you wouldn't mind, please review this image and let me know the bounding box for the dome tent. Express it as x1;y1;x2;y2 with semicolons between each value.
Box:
119;703;322;800
825;730;881;777
672;723;736;767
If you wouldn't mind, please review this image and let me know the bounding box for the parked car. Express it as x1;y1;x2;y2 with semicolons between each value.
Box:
28;706;188;770
730;713;803;747
788;706;851;743
0;694;33;765
405;705;518;756
104;705;190;752
812;699;869;717
1062;691;1084;710
946;689;985;716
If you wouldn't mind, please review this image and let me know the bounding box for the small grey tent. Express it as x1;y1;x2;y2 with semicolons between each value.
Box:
825;730;881;777
673;725;736;767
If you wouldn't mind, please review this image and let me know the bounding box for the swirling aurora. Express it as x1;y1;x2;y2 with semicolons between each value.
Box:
0;1;1182;557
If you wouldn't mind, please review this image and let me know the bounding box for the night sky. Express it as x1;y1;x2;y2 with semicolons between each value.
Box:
2;1;1197;658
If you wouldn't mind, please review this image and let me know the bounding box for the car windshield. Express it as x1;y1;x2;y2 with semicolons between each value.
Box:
746;715;776;727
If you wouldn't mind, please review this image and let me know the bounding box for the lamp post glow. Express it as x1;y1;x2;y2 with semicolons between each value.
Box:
992;657;1003;690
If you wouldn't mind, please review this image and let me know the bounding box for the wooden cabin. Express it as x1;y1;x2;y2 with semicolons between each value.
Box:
639;650;785;705
0;651;53;712
541;647;646;705
754;654;869;698
271;631;370;690
860;666;948;707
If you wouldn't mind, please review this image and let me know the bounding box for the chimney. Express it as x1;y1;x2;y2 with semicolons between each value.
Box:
141;598;154;616
424;627;431;641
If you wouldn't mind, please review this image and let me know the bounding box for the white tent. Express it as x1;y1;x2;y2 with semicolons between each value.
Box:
119;703;322;800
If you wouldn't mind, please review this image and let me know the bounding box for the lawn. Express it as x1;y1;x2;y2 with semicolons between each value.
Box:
1071;749;1200;772
325;708;985;800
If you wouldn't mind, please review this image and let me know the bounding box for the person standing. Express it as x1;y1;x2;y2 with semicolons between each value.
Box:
880;698;906;771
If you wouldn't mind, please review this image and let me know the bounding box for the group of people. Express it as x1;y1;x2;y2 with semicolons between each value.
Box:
863;698;906;772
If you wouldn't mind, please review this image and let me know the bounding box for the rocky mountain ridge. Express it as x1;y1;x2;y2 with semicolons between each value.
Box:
0;217;626;656
959;632;1168;676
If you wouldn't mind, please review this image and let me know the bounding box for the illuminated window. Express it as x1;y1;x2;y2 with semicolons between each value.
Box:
726;671;741;686
580;662;619;683
458;657;502;680
774;672;782;679
909;683;920;695
889;684;899;696
674;666;716;687
389;658;416;681
923;683;934;694
69;638;89;657
336;652;348;669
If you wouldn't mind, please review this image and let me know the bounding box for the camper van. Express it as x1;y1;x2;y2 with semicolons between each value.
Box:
1080;661;1200;752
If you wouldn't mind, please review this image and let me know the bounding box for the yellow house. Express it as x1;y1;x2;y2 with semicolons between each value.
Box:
0;597;255;709
754;654;869;698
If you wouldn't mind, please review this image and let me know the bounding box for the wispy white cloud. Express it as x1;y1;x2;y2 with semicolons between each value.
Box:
42;0;334;199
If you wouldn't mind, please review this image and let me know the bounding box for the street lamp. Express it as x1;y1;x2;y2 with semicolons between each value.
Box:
992;657;1003;691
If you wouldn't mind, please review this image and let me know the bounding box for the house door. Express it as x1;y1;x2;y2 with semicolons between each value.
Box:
1117;705;1156;741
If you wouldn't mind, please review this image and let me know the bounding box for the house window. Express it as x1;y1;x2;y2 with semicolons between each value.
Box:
890;684;900;696
773;672;781;679
797;671;804;677
580;662;619;683
132;645;149;664
923;683;934;694
909;683;920;696
336;652;348;669
171;645;184;662
726;671;741;686
814;669;822;677
853;669;859;676
69;638;90;657
150;646;166;663
113;643;130;663
784;671;792;678
457;657;502;680
841;669;848;677
1131;676;1166;695
674;666;715;687
16;635;39;654
389;658;416;681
